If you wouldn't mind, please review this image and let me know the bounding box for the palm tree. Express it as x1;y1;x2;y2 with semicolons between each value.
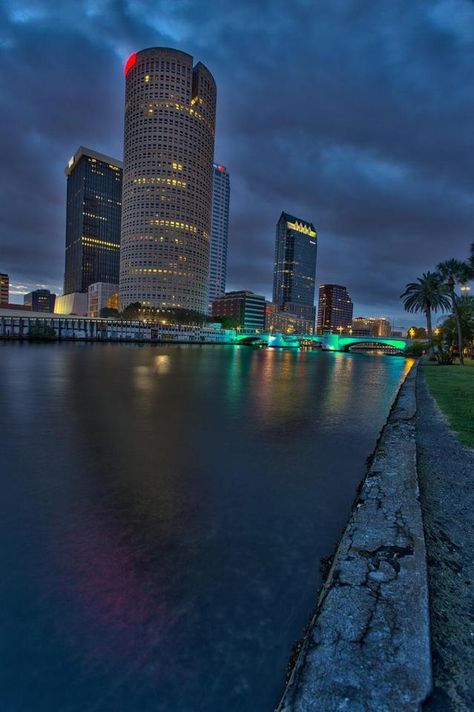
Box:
437;259;472;365
400;272;450;346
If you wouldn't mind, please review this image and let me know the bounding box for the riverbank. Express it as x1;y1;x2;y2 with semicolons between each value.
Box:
416;368;474;711
278;361;432;711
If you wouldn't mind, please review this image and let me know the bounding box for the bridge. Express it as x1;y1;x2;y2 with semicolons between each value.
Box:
232;330;408;352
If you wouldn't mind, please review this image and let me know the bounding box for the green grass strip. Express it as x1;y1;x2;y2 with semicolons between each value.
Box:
423;360;474;448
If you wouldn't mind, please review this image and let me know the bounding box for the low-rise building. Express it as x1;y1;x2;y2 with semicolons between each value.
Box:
54;292;88;316
24;289;56;313
212;291;266;331
0;302;32;311
352;317;392;337
87;282;119;317
265;301;314;334
0;308;232;344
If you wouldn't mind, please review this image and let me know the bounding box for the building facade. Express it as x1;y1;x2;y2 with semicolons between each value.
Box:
352;317;391;337
64;147;122;295
54;293;88;317
87;282;119;317
119;47;217;314
23;289;56;313
317;284;353;333
0;309;232;344
272;212;317;323
0;273;8;304
265;301;314;334
212;291;265;330
208;163;230;308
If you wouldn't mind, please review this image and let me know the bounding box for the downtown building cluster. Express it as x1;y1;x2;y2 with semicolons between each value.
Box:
47;48;230;321
1;45;395;336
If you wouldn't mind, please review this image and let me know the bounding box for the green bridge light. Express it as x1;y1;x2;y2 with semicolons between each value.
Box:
233;332;408;352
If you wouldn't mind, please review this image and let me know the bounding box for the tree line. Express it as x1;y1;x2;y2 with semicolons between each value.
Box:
401;245;474;365
100;302;239;330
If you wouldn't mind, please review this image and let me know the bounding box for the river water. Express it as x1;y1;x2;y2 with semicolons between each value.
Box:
0;343;412;711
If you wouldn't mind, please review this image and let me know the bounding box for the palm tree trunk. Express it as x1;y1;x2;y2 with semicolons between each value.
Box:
451;288;464;365
425;307;433;355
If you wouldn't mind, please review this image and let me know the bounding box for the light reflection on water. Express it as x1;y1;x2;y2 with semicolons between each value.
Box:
0;343;412;712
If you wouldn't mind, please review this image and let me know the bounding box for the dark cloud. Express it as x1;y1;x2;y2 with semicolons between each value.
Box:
0;0;472;326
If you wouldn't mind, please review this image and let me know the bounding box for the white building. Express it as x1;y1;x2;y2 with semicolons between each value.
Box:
208;163;230;309
54;292;88;316
87;282;119;317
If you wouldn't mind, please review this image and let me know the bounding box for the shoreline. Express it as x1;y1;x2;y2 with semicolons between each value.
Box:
277;360;432;712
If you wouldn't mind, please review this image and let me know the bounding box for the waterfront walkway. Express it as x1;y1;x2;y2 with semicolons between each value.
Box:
417;370;474;711
417;369;474;712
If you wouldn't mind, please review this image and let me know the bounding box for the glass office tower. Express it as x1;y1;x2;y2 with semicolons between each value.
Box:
272;211;318;322
64;147;122;294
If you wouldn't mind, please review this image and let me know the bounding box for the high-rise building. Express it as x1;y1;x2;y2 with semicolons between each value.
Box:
0;273;8;304
272;212;317;323
119;47;217;314
208;163;230;308
24;289;56;313
317;284;353;333
211;291;265;330
64;146;122;295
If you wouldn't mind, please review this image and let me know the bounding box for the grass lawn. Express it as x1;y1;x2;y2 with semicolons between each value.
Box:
423;359;474;448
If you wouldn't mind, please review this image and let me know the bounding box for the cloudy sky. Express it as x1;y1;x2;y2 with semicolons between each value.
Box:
0;0;473;326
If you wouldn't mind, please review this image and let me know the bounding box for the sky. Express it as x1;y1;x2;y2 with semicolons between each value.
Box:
0;0;473;327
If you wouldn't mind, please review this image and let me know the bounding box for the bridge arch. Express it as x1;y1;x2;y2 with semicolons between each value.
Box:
338;337;407;353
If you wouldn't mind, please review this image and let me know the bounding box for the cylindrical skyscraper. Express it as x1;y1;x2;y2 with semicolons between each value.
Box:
119;47;216;313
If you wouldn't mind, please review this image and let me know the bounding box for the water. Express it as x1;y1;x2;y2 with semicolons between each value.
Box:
0;343;412;711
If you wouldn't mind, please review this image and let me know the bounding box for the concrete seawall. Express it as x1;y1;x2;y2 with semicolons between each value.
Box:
278;363;432;712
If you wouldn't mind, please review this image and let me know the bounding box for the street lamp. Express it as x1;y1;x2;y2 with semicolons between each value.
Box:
460;284;471;295
434;327;440;337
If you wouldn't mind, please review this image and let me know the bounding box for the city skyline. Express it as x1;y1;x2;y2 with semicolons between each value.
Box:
0;1;472;327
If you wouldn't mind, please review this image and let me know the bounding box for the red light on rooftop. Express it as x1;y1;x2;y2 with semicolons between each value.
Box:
124;52;137;77
217;165;225;172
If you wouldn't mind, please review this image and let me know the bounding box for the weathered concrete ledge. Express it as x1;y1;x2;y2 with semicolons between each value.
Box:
278;362;432;712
